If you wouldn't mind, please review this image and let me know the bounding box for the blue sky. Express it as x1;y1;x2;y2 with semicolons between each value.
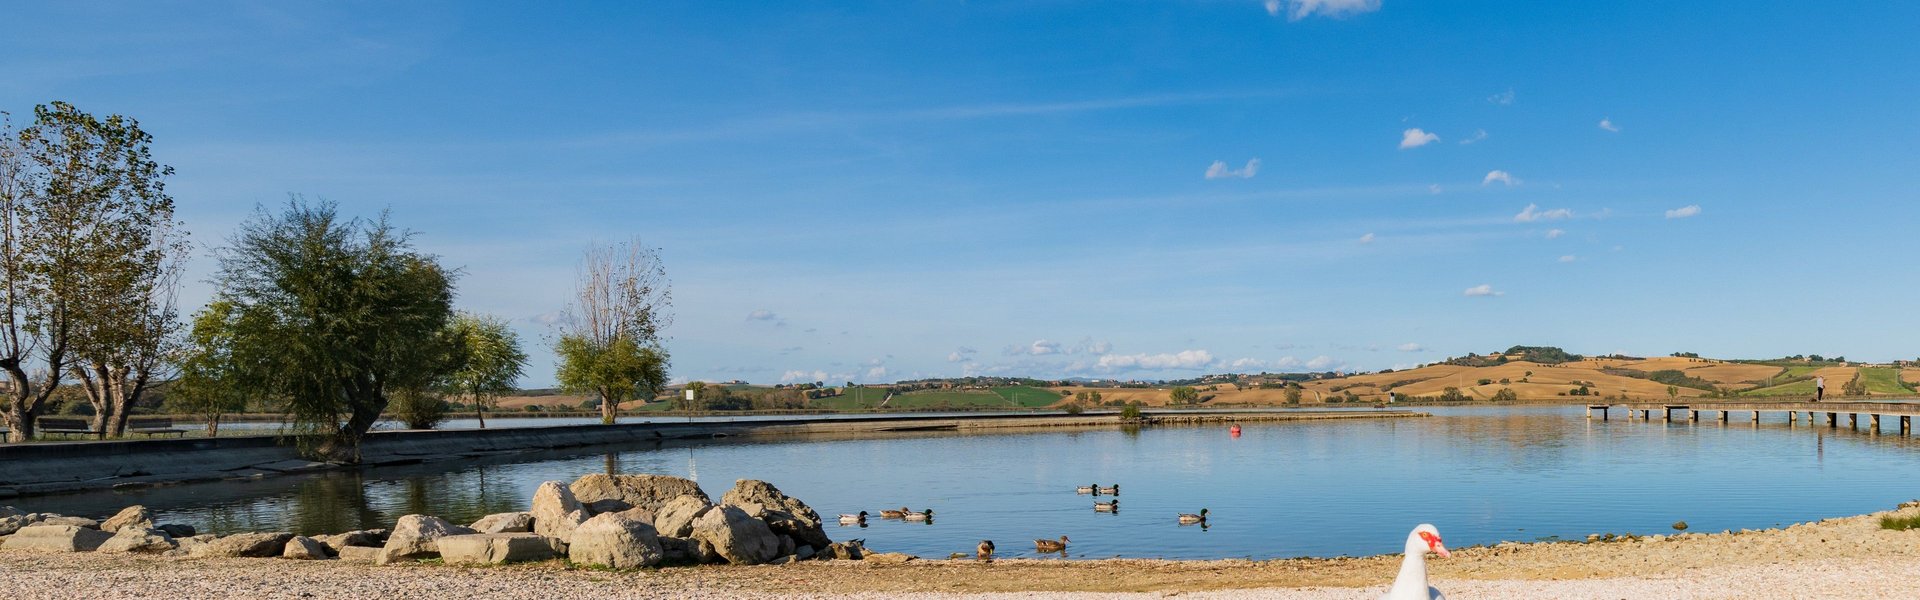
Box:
4;1;1917;386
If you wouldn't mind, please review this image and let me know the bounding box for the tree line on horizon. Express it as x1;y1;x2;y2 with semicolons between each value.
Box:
0;101;674;461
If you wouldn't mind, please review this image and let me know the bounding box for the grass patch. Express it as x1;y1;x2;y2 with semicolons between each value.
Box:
1742;379;1816;397
810;387;891;410
1859;368;1913;394
1880;513;1920;531
888;390;1009;409
993;386;1065;408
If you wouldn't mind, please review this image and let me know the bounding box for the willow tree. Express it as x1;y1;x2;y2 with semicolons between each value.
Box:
214;198;456;461
0;103;183;441
445;313;527;429
554;239;671;424
167;300;257;437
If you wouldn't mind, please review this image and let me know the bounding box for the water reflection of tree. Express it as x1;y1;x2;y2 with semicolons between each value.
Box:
288;473;389;534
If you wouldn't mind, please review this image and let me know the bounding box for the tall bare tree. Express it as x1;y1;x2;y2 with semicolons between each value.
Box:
0;103;181;442
554;239;672;424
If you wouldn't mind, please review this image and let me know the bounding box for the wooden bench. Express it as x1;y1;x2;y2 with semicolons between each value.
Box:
127;417;187;437
36;417;101;438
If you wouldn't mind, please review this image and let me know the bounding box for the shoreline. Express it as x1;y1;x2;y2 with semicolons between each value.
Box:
0;409;1422;499
4;503;1917;599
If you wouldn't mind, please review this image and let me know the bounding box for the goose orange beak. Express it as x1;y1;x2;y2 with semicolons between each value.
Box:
1419;531;1451;558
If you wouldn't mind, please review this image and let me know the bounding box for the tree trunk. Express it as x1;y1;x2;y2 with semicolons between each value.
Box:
109;371;147;438
475;403;486;429
3;361;45;442
205;415;220;438
77;364;111;439
598;388;618;424
315;376;388;463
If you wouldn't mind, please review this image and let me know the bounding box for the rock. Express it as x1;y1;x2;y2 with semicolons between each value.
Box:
657;536;710;564
0;515;26;536
282;536;328;559
312;529;387;554
439;533;560;565
101;505;154;532
0;506;21;518
690;505;779;565
470;512;534;534
156;524;197;538
1672;521;1689;531
719;479;831;550
0;525;113;552
35;515;99;529
653;495;712;538
531;481;589;545
570;474;707;516
191;532;294;558
776;535;797;558
376;515;474;565
337;545;381;563
794;544;816;561
97;528;175;553
567;513;664;569
865;552;916;564
172;533;218;555
616;506;657;525
822;541;865;560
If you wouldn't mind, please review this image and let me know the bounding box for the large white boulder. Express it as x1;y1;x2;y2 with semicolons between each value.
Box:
190;532;293;558
569;474;707;517
0;525;113;552
690;505;779;565
566;513;664;569
652;495;712;538
531;481;588;545
100;505;154;532
97;528;176;554
439;533;560;565
469;512;534;534
282;536;329;560
375;515;474;565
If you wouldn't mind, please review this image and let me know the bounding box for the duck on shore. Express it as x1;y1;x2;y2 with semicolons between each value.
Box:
1034;535;1069;552
1177;508;1209;524
1094;499;1119;512
903;508;934;521
977;540;994;560
1382;524;1449;600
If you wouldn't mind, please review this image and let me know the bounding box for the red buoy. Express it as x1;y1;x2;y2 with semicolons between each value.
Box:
1229;424;1242;437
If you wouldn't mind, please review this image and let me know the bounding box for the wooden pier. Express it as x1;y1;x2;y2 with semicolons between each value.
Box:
1589;401;1918;435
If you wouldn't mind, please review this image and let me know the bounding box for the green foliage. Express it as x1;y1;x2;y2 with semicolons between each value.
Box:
1119;401;1142;421
555;334;669;422
444;313;528;426
1477;378;1493;386
1880;513;1920;531
1168;386;1200;405
167;300;255;437
1284;387;1302;405
212;198;456;460
1062;402;1084;415
993;386;1062;407
1491;387;1518;403
1439;387;1469;402
1504;345;1581;364
389;389;451;429
1842;373;1868;397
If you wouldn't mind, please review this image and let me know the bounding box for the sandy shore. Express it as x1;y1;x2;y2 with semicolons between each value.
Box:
4;504;1918;599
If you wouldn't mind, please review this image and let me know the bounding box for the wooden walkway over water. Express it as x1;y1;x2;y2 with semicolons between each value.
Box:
1587;401;1919;435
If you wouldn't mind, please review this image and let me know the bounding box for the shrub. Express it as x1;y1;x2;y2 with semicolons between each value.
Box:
1063;402;1084;415
1491;388;1519;403
1439;387;1468;402
1881;513;1920;531
1119;402;1142;421
1284;388;1303;405
1477;378;1493;386
390;391;450;429
1499;378;1511;384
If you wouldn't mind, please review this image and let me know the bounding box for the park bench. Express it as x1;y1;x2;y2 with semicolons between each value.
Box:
126;417;187;437
36;417;101;438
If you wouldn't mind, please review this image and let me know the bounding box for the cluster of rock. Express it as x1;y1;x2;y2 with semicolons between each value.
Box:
0;475;869;571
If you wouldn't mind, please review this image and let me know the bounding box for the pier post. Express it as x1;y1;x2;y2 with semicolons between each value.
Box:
1790;411;1798;425
1719;410;1728;424
1903;416;1912;435
1849;413;1858;430
1828;412;1838;428
1871;414;1881;434
1689;409;1698;423
1752;410;1760;424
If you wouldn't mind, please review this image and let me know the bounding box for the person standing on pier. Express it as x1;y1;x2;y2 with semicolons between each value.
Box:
1814;376;1825;402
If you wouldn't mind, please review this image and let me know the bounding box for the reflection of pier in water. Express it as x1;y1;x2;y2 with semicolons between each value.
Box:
1589;401;1919;435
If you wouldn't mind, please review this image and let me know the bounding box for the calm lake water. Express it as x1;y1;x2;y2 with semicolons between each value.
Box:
18;406;1920;559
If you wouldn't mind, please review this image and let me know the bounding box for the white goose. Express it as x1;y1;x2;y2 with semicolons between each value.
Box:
1381;524;1450;600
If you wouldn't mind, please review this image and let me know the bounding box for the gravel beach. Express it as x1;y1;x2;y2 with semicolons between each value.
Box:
5;505;1918;599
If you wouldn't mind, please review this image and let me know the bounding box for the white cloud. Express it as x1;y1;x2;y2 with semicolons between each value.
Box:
1488;89;1515;106
1397;342;1424;352
1096;349;1215;371
746;309;778;321
1463;284;1504;297
1665;204;1701;219
1005;339;1063;356
1482;170;1519;186
1358;233;1376;244
1513;203;1572;222
1545;228;1565;239
1428;183;1443;195
1079;339;1113;355
1558;255;1577;263
1205;158;1260;179
1598;118;1620;133
1305;355;1339;370
780;369;829;383
1265;0;1381;21
864;366;888;382
1459;129;1487;145
1399;128;1440;149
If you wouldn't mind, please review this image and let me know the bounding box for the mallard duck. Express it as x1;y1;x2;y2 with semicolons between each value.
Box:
903;508;933;521
880;507;910;519
1096;484;1119;495
1094;499;1119;512
1075;484;1097;494
1178;508;1209;524
838;510;868;524
977;540;994;560
1034;535;1069;552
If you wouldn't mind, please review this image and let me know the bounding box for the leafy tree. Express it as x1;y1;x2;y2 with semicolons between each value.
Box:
444;313;527;428
1843;374;1867;397
1169;386;1199;405
1491;387;1519;403
1439;387;1469;402
213;198;456;461
1089;391;1102;403
166;300;257;437
553;239;672;424
1667;385;1679;400
1284;387;1303;405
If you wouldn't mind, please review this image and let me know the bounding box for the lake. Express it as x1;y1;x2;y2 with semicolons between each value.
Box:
16;405;1920;559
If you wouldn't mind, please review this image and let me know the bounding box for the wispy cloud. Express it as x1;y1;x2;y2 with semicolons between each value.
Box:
1005;339;1065;356
946;346;978;362
1399;128;1440;150
1459;129;1488;145
1558;255;1577;263
1428;184;1443;195
1665;204;1701;219
1482;170;1519;186
1096;349;1215;371
1397;342;1424;352
1545;228;1565;239
746;309;787;327
1513;203;1572;222
1358;232;1376;244
1598;118;1620;133
1488;89;1515;106
1305;355;1340;370
1205;158;1261;180
1463;284;1504;297
1265;0;1382;21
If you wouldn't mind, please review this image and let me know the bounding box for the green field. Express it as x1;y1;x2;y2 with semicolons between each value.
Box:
1741;379;1816;397
1859;367;1913;394
887;390;1009;409
808;386;892;410
993;386;1067;408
